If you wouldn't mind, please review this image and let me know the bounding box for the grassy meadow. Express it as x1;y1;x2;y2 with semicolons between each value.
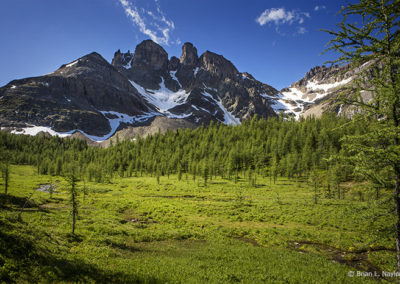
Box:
0;165;396;283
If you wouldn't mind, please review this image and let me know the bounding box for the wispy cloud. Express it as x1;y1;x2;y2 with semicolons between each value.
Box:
256;8;309;26
314;5;326;11
118;0;178;46
256;7;310;36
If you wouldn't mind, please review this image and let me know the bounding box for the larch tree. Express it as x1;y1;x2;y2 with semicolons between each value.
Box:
64;162;80;235
323;0;400;272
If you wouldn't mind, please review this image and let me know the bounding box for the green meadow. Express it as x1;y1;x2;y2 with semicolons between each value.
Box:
0;165;395;283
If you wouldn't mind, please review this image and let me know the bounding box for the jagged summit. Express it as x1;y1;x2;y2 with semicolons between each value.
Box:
111;49;133;69
0;39;370;143
0;39;278;143
180;42;198;66
199;51;238;79
131;40;169;71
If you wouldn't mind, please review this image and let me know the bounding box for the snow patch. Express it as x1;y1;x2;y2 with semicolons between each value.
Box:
10;111;157;142
202;91;240;125
194;67;199;77
272;77;353;119
201;90;215;101
66;60;79;68
11;126;75;138
199;107;211;113
170;71;182;88
202;83;218;93
259;93;276;100
124;60;132;69
129;78;190;117
94;111;156;141
217;99;240;125
306;77;352;95
11;85;16;89
167;112;193;119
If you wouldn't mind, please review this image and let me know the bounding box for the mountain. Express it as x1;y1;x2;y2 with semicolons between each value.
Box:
271;62;372;119
0;40;278;142
111;40;278;124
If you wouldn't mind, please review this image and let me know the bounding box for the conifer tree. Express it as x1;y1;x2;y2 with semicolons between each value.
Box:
324;0;400;271
64;162;80;235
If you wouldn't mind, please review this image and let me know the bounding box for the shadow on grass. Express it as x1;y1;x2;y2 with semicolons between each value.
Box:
104;239;144;254
0;193;51;215
0;218;159;283
0;193;37;209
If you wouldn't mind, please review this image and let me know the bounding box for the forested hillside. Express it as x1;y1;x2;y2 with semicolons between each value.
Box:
0;114;374;187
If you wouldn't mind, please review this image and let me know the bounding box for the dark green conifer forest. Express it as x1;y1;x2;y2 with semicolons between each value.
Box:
1;114;383;189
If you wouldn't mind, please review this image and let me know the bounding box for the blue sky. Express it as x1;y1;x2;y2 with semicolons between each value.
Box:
0;0;349;90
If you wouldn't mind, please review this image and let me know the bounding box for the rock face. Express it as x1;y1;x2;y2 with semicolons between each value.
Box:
0;52;151;137
269;63;371;118
199;51;238;79
0;39;279;142
112;40;278;126
180;42;198;66
131;40;169;71
111;50;133;68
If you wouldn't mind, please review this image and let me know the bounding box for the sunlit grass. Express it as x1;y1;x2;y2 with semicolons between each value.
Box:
0;165;393;283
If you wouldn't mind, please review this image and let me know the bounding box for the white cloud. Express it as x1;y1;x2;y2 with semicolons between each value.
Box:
256;8;310;26
314;5;326;11
118;0;177;45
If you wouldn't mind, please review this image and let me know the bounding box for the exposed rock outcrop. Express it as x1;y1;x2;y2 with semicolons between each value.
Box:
274;62;373;118
131;40;168;71
180;42;198;66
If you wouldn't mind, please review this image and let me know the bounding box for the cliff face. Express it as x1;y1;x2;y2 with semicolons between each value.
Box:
270;62;372;119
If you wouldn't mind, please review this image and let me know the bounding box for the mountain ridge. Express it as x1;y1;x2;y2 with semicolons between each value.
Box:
0;39;368;144
0;40;279;143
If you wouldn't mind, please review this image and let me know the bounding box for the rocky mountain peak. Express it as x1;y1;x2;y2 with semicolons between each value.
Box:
180;42;198;66
1;39;280;143
111;49;133;69
295;64;351;88
242;72;255;80
131;39;168;71
54;52;116;77
199;51;238;79
168;56;180;71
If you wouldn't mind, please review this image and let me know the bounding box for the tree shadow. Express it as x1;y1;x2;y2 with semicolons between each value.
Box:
0;219;159;283
103;239;144;254
0;193;51;214
0;193;37;209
